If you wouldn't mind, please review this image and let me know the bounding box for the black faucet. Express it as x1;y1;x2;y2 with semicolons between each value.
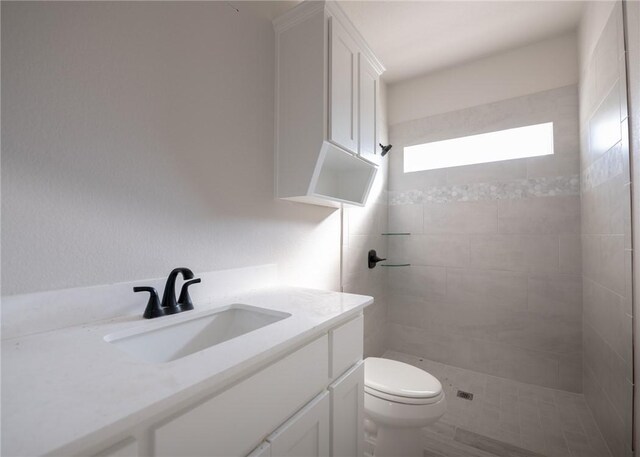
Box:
133;267;201;319
160;267;194;314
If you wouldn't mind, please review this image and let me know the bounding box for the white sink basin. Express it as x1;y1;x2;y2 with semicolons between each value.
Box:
104;304;291;363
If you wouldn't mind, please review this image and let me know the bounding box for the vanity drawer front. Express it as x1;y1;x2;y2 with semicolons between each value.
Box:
266;391;329;457
330;314;363;379
153;335;329;457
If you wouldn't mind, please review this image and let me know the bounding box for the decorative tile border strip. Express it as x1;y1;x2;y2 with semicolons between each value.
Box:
389;175;579;205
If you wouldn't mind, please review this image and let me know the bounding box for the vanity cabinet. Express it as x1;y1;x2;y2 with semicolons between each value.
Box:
87;313;365;457
273;1;384;207
153;336;329;457
3;275;373;457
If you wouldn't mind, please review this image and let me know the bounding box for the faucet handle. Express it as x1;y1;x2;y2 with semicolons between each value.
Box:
178;278;201;312
134;286;164;319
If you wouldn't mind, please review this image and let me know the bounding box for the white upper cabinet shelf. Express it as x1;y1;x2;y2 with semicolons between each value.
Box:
273;1;385;208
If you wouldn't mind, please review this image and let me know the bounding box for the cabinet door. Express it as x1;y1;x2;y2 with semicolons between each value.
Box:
329;362;364;457
267;392;330;457
154;336;329;457
329;17;359;154
358;54;378;164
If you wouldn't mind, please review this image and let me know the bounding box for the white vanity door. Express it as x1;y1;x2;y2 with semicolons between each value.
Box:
329;361;364;457
267;392;330;457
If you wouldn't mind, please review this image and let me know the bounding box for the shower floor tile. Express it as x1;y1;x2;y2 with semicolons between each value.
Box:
381;351;612;457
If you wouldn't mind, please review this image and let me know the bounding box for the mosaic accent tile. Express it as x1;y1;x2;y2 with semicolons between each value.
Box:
389;175;579;205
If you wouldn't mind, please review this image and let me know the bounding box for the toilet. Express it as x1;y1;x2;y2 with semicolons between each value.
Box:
364;357;446;457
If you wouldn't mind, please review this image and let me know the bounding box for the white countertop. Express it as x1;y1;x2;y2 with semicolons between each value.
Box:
2;286;372;456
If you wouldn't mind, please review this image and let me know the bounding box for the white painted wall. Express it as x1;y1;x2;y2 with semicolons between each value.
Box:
388;32;579;125
1;2;341;295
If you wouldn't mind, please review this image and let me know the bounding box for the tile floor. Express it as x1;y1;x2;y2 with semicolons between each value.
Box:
382;351;612;457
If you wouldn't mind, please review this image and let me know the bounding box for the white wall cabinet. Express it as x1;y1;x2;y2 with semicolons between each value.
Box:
329;17;359;153
88;314;365;457
358;55;378;165
274;1;385;207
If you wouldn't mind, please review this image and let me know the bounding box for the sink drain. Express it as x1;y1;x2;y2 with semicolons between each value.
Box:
457;390;473;400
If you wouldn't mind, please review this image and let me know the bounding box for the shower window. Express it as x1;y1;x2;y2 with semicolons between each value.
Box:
403;122;554;172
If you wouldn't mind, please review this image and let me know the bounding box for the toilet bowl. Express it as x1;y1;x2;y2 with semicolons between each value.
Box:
364;357;446;457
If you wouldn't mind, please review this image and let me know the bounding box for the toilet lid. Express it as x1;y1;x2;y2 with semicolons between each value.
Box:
364;357;442;399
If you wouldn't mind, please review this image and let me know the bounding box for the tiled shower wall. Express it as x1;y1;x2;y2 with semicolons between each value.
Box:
386;85;583;392
342;82;390;358
579;2;633;456
343;192;388;357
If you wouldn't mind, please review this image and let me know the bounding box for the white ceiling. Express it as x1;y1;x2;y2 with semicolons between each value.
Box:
234;1;303;20
240;0;584;84
338;1;585;83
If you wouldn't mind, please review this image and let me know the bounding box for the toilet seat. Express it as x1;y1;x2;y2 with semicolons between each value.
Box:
365;388;447;428
364;357;443;405
365;385;444;405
